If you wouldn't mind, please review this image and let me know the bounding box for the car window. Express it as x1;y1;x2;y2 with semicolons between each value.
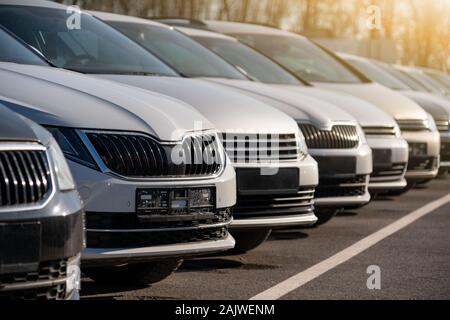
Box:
107;22;247;80
234;33;364;84
346;58;410;90
0;27;47;66
0;6;178;76
193;36;303;85
377;64;430;92
426;72;450;89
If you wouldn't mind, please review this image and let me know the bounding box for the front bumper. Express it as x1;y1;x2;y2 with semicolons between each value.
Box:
69;161;237;265
310;144;372;208
401;130;440;182
230;155;319;229
0;191;84;300
82;234;235;267
366;135;409;191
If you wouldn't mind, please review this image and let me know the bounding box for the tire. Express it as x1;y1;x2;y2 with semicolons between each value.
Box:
83;259;183;285
231;229;271;253
315;209;338;226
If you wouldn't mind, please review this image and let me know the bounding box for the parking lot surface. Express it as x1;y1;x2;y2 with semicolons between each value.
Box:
81;178;450;300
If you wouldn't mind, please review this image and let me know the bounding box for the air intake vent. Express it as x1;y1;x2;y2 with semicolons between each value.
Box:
0;149;51;207
299;124;359;149
362;126;396;136
85;132;222;178
396;119;430;131
221;133;300;163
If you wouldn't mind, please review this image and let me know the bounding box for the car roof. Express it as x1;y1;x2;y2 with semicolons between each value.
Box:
0;0;67;10
89;10;170;29
177;26;237;40
206;20;305;38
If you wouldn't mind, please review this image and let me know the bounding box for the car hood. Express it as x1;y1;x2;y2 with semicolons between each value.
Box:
99;75;300;134
201;78;356;130
399;90;450;119
275;85;397;128
0;103;38;142
316;82;428;121
0;63;214;141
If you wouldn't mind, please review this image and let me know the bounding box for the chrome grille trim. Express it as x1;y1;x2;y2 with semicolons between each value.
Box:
82;131;223;178
0;144;52;209
221;133;300;163
299;124;359;149
363;126;396;136
396;119;430;131
435;119;449;133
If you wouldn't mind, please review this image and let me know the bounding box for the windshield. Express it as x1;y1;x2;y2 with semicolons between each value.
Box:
0;6;178;76
377;64;429;92
346;58;410;90
234;33;365;84
108;21;247;79
408;71;448;94
0;27;48;66
426;72;450;89
193;36;304;85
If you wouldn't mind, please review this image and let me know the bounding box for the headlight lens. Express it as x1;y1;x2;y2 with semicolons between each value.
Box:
356;124;367;145
48;137;76;191
297;129;309;156
46;127;97;168
426;113;438;132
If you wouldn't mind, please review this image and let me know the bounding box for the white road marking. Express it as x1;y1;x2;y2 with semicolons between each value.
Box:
250;193;450;300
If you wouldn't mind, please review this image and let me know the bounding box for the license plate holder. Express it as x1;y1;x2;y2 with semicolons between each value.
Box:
314;157;356;175
0;222;41;274
373;149;392;168
236;168;299;195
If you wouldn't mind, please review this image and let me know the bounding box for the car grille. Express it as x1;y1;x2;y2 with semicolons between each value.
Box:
315;175;367;198
0;259;67;301
408;156;439;171
441;141;450;162
87;226;228;248
233;187;315;218
435;119;449;133
362;126;396;136
371;163;407;180
299;124;359;149
396;119;430;131
221;133;300;162
0;149;51;207
85;132;222;177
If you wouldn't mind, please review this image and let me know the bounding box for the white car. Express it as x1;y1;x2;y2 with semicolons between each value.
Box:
0;1;319;252
0;26;237;285
340;54;450;174
204;21;441;185
93;12;377;224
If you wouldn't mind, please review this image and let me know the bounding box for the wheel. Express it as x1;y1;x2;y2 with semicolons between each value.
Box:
231;229;271;253
83;259;183;285
314;209;338;226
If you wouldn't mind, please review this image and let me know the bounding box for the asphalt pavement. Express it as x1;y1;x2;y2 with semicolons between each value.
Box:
81;177;450;300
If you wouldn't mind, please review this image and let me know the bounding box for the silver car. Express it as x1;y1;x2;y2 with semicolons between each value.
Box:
0;28;237;285
0;1;319;253
204;21;441;186
93;12;377;224
341;54;450;175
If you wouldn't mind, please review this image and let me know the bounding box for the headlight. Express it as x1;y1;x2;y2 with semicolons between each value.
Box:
46;127;97;168
66;254;81;300
356;124;367;145
47;137;76;191
297;128;309;156
426;113;438;132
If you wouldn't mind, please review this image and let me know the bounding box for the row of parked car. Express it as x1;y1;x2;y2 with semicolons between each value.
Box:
1;0;449;300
